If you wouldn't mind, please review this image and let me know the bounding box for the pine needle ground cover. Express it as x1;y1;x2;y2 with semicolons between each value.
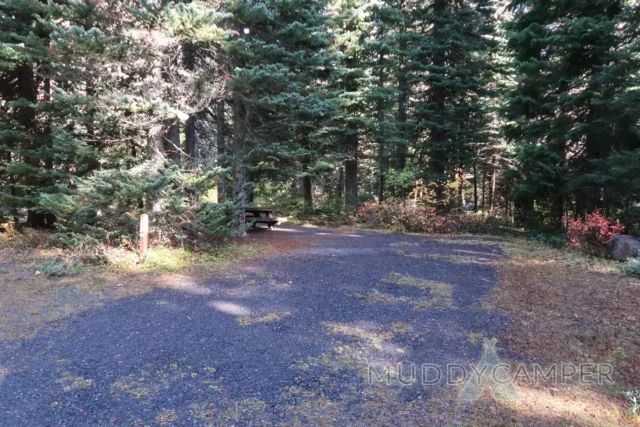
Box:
470;239;640;426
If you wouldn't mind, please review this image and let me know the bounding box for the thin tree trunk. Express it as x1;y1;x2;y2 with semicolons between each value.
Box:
183;40;198;167
344;126;358;210
163;118;181;163
232;92;248;236
302;166;312;213
377;51;387;203
147;124;165;162
336;166;344;208
146;124;166;213
17;62;48;227
185;116;197;166
395;1;408;172
473;163;478;211
216;100;226;203
301;137;313;212
489;165;496;215
481;169;486;213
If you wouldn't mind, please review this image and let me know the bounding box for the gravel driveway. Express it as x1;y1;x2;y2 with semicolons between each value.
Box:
0;225;507;426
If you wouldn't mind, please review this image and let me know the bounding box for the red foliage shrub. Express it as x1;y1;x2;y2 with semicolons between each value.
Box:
565;209;625;257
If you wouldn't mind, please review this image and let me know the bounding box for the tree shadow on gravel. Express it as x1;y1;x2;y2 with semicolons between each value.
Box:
0;229;515;426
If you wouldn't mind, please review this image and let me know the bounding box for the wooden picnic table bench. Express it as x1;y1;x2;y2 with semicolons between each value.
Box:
245;207;278;229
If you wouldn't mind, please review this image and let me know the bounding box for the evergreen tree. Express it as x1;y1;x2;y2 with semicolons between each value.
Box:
504;0;640;227
222;0;334;227
410;0;498;211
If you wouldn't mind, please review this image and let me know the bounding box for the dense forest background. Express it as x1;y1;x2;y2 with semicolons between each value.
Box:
1;0;639;244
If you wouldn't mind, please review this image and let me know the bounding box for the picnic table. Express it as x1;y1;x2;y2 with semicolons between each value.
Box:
245;207;278;229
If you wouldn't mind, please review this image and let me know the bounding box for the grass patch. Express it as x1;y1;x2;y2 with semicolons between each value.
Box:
323;322;394;349
237;311;292;326
387;272;453;297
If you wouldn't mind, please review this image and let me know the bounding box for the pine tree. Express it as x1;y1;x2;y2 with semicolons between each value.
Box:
409;0;498;212
0;0;54;226
504;0;640;227
222;0;334;227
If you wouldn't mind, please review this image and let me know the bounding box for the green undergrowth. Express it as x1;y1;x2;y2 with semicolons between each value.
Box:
0;227;261;342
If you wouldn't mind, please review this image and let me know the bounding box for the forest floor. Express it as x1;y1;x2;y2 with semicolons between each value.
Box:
0;224;638;426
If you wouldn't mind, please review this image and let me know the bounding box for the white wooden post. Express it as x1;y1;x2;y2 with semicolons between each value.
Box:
139;214;149;260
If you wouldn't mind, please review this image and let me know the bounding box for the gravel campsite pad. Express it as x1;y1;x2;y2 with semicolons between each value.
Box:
0;226;507;426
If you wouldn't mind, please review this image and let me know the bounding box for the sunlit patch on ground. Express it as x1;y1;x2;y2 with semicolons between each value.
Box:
348;272;456;310
389;241;420;247
395;250;496;265
469;382;625;427
237;311;292;326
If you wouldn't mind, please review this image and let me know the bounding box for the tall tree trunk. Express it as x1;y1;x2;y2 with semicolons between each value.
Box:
185;116;198;167
162;118;181;163
580;104;608;216
377;51;388;203
232;92;248;235
183;40;198;167
344;124;358;210
394;2;408;173
146;124;166;214
147;124;165;162
473;163;478;210
481;169;486;213
301;137;313;213
489;164;496;215
336;166;344;208
216;100;226;203
17;62;49;227
343;52;359;211
302;165;313;213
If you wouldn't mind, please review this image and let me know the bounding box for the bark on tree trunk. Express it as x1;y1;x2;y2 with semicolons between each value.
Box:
376;47;388;203
481;170;486;213
344;124;358;210
336;166;344;207
162;118;181;163
146;124;166;214
216;100;226;203
394;6;408;173
183;40;198;167
302;168;312;213
185;115;198;167
489;165;496;215
17;62;51;228
301;138;313;213
473;163;478;211
232;93;248;236
147;125;165;162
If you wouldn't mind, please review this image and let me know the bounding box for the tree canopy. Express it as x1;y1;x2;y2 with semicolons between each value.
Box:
1;0;639;241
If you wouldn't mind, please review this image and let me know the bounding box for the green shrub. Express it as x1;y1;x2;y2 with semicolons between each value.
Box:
623;258;640;277
40;258;84;277
530;233;567;249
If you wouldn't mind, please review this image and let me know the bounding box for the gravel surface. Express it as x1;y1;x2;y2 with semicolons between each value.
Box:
0;225;508;426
